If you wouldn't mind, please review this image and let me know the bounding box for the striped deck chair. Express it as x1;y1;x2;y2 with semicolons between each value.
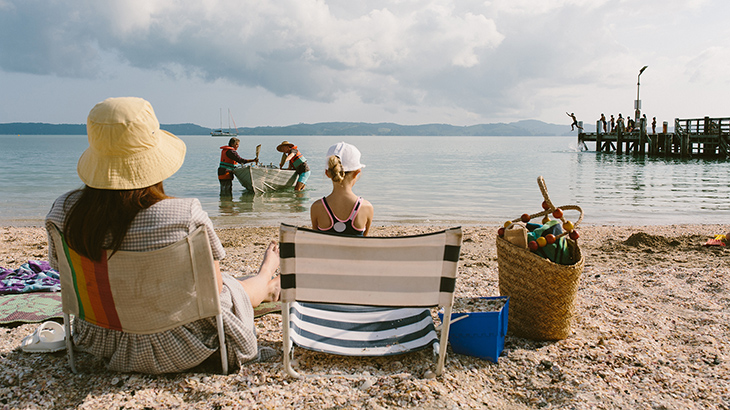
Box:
279;224;462;378
48;225;228;374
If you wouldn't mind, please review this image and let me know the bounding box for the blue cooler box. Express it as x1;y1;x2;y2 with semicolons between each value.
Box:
441;296;509;363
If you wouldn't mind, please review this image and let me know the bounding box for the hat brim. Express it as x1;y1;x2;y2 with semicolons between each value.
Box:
77;129;186;190
276;143;293;152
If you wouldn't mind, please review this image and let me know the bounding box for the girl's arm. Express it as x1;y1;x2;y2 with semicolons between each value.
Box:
310;202;321;230
360;199;374;236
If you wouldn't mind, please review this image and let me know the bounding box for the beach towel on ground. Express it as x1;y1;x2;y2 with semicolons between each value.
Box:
0;292;63;325
0;261;61;295
703;235;726;247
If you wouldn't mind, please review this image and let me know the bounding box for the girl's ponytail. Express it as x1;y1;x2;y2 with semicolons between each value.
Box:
327;155;345;183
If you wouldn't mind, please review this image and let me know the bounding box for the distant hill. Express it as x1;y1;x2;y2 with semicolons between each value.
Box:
0;123;87;135
0;120;575;136
0;122;211;136
237;120;573;136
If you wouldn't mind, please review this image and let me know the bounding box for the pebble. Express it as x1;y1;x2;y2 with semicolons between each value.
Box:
0;224;727;409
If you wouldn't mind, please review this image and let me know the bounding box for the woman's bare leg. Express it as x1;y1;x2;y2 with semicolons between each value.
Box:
238;241;281;308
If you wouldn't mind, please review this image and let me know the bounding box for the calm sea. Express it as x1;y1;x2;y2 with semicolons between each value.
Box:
1;134;728;227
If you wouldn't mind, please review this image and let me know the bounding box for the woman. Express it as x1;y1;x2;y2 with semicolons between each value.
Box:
45;97;280;374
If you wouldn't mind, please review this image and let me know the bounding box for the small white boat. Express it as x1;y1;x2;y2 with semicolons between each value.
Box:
233;165;297;193
211;108;238;137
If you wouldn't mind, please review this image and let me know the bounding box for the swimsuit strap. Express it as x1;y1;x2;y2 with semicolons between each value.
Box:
319;196;365;234
320;197;335;230
346;197;363;222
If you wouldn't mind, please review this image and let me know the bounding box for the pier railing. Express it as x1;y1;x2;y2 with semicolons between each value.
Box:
578;116;730;158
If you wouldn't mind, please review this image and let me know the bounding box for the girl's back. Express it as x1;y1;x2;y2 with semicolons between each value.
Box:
311;142;372;236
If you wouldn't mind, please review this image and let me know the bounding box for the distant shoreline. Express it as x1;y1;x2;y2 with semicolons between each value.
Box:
0;119;575;136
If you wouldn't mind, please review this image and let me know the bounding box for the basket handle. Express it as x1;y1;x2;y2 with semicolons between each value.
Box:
509;176;583;237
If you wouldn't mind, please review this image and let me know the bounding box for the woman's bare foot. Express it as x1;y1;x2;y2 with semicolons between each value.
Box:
239;241;281;308
259;241;279;279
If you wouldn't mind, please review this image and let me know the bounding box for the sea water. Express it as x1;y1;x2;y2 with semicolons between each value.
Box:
1;134;729;227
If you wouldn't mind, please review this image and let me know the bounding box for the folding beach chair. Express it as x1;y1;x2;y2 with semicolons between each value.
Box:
279;223;462;378
48;225;228;374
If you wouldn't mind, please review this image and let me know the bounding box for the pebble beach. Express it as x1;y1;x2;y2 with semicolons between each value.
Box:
1;223;728;409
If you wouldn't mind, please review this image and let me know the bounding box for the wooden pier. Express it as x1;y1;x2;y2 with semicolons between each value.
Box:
578;116;730;158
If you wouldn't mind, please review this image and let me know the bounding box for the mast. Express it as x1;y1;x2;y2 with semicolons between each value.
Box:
230;109;238;134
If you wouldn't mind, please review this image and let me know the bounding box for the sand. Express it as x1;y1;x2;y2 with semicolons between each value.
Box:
1;223;728;409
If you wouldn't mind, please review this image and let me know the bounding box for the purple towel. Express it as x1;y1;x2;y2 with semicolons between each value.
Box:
0;260;61;295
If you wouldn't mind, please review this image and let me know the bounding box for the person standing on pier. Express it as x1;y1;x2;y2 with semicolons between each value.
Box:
600;114;607;133
610;114;616;133
617;114;624;131
652;117;657;134
566;112;583;131
627;117;635;133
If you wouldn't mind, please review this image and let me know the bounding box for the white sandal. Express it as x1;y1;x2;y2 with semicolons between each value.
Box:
20;321;66;353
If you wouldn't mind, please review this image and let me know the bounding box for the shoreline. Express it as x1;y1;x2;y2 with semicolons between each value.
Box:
1;219;725;228
1;223;728;408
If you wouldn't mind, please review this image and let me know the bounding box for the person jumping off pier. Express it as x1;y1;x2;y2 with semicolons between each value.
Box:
566;112;583;131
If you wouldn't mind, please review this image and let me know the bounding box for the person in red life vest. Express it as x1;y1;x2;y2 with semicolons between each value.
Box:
218;137;257;196
276;141;310;191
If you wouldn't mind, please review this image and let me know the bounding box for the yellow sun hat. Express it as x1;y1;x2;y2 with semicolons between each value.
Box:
77;97;186;190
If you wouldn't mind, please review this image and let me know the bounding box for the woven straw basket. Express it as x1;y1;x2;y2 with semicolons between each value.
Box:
497;176;585;341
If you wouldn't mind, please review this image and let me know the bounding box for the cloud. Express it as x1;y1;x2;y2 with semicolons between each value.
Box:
0;1;503;107
1;0;730;125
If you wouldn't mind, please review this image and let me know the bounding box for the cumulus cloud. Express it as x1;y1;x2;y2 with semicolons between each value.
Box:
1;0;729;125
1;1;500;110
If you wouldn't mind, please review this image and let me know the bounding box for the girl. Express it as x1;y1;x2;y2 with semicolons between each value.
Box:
310;142;373;236
303;143;435;357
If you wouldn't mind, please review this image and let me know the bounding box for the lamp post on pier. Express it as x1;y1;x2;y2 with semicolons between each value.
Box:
635;65;648;122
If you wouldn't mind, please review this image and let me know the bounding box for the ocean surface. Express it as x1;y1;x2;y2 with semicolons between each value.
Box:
1;134;729;227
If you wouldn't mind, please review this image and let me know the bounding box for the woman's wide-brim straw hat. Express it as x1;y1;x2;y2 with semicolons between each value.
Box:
276;141;294;152
77;97;186;190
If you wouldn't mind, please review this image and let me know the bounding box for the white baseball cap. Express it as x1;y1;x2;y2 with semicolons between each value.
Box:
326;142;365;172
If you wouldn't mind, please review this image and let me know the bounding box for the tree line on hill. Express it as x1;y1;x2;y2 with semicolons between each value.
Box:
0;120;574;136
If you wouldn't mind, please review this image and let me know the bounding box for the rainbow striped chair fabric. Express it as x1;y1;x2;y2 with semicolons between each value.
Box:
279;223;462;378
48;225;228;374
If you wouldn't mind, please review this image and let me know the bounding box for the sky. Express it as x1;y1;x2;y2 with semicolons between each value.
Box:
1;0;729;129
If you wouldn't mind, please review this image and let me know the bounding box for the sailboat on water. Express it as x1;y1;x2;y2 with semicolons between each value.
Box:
211;108;238;137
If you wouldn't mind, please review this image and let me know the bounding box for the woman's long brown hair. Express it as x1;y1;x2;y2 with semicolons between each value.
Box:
63;182;168;261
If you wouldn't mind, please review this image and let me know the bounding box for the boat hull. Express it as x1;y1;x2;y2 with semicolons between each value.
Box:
233;166;297;193
211;130;237;137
